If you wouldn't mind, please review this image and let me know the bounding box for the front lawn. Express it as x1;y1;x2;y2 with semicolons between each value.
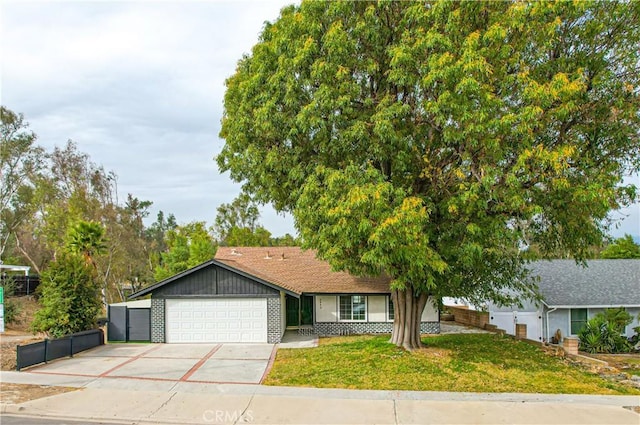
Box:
265;334;640;395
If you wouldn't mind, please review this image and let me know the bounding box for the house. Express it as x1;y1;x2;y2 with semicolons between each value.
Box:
486;259;640;342
128;247;439;344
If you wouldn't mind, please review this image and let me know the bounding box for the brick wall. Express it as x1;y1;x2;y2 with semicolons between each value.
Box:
447;306;489;329
266;297;282;343
314;321;440;336
150;298;165;343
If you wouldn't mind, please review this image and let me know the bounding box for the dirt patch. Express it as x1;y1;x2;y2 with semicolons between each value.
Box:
1;296;44;371
0;383;78;404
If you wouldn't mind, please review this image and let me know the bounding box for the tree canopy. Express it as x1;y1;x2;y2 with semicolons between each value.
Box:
600;234;640;259
218;1;640;348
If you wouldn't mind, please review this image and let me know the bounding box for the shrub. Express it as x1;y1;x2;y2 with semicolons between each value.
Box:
3;298;21;324
31;253;102;338
578;308;632;354
1;277;21;324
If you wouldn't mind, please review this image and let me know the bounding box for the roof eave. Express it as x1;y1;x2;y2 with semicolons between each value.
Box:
546;304;640;309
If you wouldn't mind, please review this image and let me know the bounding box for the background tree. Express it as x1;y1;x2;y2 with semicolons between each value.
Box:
31;252;102;338
154;221;216;281
0;106;45;263
600;234;640;259
218;1;640;349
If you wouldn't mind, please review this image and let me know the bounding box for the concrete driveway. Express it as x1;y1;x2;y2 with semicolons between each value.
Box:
25;343;276;385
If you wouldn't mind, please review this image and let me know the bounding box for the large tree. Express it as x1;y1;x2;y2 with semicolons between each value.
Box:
218;1;640;349
0;106;45;263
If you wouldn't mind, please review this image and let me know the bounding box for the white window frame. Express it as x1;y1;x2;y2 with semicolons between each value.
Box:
387;296;395;322
338;295;367;322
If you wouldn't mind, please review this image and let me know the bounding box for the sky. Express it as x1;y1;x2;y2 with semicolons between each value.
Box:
1;1;638;239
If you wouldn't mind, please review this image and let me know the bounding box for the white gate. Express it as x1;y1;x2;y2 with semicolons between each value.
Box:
489;311;542;342
490;312;516;335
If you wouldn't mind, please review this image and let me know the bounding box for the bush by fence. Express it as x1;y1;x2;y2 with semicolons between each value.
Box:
16;328;103;370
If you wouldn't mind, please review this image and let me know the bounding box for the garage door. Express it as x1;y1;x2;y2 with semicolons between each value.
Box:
165;299;268;343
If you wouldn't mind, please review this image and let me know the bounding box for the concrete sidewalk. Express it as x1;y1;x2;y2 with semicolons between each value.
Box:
2;371;639;424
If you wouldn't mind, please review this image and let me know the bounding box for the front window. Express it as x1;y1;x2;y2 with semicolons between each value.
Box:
570;308;587;335
388;296;395;321
339;296;366;321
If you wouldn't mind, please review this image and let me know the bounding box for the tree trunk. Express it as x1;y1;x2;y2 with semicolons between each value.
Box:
390;287;429;350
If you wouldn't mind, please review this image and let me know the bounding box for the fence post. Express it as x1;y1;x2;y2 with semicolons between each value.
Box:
44;338;49;363
70;335;74;358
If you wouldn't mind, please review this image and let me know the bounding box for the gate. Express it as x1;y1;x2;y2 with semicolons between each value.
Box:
108;304;150;342
489;311;542;341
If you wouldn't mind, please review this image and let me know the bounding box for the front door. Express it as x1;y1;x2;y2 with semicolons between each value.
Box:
286;295;314;327
301;295;313;325
286;296;300;327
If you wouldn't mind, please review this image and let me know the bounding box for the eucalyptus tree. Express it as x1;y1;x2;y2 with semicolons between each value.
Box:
0;106;45;263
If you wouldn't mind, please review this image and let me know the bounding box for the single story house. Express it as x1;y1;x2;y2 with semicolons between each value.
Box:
487;259;640;342
129;247;439;343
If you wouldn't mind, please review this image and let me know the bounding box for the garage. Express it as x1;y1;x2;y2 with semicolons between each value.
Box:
166;298;268;343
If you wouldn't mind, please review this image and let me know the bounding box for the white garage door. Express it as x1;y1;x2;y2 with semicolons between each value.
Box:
165;298;268;343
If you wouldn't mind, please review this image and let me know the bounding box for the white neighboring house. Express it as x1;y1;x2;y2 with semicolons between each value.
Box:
486;259;640;343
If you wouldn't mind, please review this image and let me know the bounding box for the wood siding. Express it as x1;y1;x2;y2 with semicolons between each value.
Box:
153;264;279;298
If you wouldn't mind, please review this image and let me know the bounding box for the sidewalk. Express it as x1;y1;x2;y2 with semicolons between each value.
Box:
2;371;639;424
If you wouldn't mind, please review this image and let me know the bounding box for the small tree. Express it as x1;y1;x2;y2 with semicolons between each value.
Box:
31;253;102;338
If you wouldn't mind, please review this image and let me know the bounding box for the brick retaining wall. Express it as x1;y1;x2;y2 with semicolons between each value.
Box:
447;306;489;329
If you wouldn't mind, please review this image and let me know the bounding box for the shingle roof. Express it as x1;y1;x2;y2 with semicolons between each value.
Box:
214;247;391;295
530;259;640;307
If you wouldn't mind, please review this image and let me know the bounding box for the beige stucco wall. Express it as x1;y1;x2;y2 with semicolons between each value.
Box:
315;295;338;322
367;296;388;322
314;294;439;322
422;296;439;321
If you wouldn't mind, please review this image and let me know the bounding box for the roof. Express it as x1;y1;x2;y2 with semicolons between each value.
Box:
215;247;391;295
129;247;391;299
530;259;640;307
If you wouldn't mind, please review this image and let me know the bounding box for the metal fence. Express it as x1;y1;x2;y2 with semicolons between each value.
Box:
1;275;40;296
16;328;104;371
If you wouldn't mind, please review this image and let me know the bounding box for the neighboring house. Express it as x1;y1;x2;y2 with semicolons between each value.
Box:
128;247;439;344
487;259;640;342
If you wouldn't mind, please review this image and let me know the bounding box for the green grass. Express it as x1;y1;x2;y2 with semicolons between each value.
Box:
264;334;640;394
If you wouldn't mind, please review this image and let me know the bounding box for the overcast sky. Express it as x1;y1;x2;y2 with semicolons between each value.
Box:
1;1;638;239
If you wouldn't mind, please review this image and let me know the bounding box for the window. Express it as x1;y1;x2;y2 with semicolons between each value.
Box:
570;308;587;335
339;296;366;321
388;296;395;321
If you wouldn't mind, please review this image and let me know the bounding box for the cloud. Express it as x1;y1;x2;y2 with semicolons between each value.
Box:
1;0;297;235
1;0;637;240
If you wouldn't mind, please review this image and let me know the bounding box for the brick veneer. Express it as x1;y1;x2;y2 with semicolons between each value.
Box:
150;298;165;343
266;297;282;343
314;321;440;336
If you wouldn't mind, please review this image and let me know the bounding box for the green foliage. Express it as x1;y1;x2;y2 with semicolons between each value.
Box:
578;308;633;354
600;234;640;259
31;253;102;338
66;220;107;264
154;222;217;281
0;106;45;262
218;1;640;309
0;277;21;324
3;298;21;324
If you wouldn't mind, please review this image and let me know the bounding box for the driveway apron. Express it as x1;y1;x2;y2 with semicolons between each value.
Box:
24;343;276;385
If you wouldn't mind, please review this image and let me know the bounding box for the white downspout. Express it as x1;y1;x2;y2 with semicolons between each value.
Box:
545;307;558;343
